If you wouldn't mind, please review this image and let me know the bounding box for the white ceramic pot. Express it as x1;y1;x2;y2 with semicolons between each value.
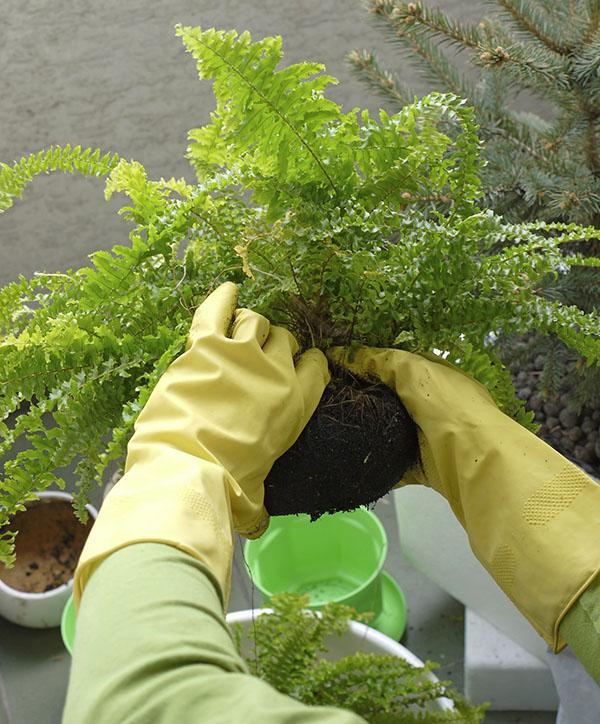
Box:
226;609;454;713
0;491;97;628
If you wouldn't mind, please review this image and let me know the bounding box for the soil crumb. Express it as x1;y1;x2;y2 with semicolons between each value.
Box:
0;500;93;593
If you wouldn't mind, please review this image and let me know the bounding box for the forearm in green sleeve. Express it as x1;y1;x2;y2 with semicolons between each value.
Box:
63;543;363;724
559;575;600;685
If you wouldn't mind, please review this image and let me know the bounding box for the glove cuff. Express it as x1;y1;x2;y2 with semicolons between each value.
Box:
74;456;234;611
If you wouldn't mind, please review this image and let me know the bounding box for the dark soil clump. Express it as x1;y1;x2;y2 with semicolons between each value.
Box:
264;374;419;519
0;499;93;593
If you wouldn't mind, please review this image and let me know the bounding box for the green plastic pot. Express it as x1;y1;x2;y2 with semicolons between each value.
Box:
61;510;407;652
244;508;406;640
61;592;76;654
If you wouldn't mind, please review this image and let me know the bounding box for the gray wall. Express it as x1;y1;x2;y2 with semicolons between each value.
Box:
0;1;483;285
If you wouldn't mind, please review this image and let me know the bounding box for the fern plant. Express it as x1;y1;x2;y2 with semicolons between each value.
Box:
0;26;599;563
233;593;487;722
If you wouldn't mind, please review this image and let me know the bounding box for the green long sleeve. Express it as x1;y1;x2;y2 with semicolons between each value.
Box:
63;543;363;724
559;575;600;684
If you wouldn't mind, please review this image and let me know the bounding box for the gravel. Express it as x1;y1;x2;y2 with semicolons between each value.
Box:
510;353;600;477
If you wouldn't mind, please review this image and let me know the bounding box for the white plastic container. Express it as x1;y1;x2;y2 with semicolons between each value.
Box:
227;608;454;713
394;485;548;661
0;491;97;628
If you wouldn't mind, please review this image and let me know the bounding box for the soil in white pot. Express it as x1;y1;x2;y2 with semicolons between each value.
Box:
0;499;93;593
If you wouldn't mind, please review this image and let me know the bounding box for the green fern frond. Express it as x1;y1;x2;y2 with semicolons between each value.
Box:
355;94;482;212
570;363;600;411
447;342;536;430
177;26;342;194
540;299;600;364
0;145;120;213
97;332;187;478
538;337;569;396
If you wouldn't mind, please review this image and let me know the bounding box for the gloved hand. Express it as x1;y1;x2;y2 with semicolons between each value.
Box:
328;346;600;652
74;283;329;608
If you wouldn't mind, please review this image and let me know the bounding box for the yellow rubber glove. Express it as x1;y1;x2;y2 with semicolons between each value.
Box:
74;283;329;608
329;347;600;652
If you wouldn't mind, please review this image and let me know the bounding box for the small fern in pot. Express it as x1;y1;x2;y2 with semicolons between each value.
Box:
0;26;598;562
232;593;487;722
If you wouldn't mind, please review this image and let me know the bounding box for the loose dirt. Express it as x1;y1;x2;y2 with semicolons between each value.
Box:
0;499;93;593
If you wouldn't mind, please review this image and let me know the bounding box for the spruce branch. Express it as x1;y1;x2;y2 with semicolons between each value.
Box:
361;8;547;164
572;29;600;83
347;49;414;107
583;1;600;44
491;0;573;54
585;112;600;179
365;2;480;101
400;32;479;100
476;41;571;94
369;0;483;50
